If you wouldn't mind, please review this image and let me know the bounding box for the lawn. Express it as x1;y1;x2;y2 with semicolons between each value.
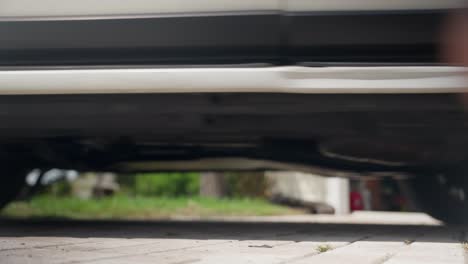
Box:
1;195;304;220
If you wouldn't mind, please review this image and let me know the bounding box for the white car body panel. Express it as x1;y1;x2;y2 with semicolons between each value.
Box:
0;0;464;18
0;67;466;95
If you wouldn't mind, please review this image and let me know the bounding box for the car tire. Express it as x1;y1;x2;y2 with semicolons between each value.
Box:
410;168;468;224
0;169;27;209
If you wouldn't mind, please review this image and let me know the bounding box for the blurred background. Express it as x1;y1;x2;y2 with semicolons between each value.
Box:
0;170;417;220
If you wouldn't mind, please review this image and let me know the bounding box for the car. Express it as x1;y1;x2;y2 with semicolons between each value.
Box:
0;0;467;223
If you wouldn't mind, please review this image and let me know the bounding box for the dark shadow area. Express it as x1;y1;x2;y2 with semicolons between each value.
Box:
0;217;463;244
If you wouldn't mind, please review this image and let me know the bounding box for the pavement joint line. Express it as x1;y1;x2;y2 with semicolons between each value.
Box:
61;240;234;264
340;231;426;264
167;258;202;264
0;240;96;252
372;232;429;264
275;235;371;264
64;240;163;253
374;253;397;264
375;239;422;264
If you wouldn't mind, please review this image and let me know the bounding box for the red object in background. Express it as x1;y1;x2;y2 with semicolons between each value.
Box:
350;191;364;211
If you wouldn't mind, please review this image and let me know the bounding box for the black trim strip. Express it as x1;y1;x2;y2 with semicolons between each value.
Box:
1;13;282;66
286;10;447;64
0;9;452;66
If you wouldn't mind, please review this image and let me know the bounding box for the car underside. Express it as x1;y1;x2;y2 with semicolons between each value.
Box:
0;92;466;175
1;0;468;222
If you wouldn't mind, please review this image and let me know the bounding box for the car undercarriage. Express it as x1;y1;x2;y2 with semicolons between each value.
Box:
1;0;468;223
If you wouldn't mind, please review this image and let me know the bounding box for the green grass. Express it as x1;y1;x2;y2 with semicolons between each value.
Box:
1;195;303;220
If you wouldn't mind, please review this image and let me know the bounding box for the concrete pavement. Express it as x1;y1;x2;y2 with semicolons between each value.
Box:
0;212;465;264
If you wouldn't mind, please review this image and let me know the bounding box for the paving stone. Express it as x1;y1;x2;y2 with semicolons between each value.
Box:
0;212;463;264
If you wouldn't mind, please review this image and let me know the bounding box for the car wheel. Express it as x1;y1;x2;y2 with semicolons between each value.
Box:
410;168;468;224
0;168;27;209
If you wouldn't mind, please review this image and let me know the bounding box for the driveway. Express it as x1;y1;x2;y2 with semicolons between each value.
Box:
0;212;465;264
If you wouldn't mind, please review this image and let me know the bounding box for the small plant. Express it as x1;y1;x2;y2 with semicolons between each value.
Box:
404;239;414;245
316;244;333;253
